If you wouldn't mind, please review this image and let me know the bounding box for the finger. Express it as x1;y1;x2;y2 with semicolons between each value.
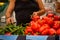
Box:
6;20;11;25
30;15;33;19
31;12;35;18
33;12;38;16
6;18;12;24
33;12;36;15
11;18;14;24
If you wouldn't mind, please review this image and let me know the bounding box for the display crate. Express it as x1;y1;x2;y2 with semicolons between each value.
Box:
0;35;56;40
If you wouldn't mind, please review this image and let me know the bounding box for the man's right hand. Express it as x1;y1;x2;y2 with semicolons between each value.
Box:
6;17;14;25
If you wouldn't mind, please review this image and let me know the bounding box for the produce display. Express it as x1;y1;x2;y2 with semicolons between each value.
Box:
0;13;60;36
0;24;25;35
24;13;60;35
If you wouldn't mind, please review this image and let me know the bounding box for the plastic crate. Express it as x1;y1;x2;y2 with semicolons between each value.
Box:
0;35;56;40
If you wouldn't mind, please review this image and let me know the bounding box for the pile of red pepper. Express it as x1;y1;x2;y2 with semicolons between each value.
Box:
24;13;60;35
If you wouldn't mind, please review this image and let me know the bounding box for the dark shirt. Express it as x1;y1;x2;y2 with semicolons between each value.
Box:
14;0;39;12
14;0;40;25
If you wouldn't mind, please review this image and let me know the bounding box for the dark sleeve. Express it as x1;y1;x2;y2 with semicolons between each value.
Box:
16;35;26;40
47;36;55;40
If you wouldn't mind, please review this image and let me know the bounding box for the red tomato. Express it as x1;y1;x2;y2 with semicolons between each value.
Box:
59;16;60;20
30;21;40;32
49;28;56;35
47;13;54;17
42;24;50;29
53;21;60;29
38;24;50;33
24;30;28;35
47;19;53;25
36;23;41;32
26;27;32;32
5;32;11;36
41;29;49;35
37;19;46;26
42;17;49;20
54;15;60;21
25;26;33;35
56;29;60;35
43;16;54;26
26;26;31;29
31;23;38;32
30;21;35;26
32;15;40;22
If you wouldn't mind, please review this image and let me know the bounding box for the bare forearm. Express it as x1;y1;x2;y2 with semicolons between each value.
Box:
36;0;45;16
6;1;15;18
37;9;45;16
56;9;60;13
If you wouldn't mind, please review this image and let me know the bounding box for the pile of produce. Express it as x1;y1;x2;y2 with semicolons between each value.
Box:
0;13;60;36
0;24;25;35
24;13;60;35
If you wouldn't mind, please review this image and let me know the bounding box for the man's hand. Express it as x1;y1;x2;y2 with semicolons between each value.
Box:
31;11;40;19
6;17;14;25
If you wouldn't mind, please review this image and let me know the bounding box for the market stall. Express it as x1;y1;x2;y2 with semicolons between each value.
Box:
0;0;60;40
0;13;60;40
